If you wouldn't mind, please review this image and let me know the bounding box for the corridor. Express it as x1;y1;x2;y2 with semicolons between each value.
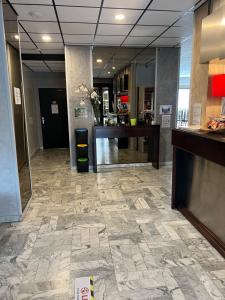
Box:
0;150;224;299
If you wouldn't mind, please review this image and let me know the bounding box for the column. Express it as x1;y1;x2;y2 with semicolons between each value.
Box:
65;46;93;168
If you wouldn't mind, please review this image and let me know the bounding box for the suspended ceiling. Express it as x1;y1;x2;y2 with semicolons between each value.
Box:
4;0;207;74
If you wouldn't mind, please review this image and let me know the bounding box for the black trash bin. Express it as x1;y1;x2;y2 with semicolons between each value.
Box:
75;128;89;172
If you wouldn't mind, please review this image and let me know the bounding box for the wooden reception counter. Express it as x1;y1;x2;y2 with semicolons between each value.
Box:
172;128;225;257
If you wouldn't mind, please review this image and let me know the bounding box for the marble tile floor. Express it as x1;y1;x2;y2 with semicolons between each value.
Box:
0;149;224;300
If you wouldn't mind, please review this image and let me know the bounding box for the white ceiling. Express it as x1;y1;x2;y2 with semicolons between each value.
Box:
5;0;205;73
7;0;207;52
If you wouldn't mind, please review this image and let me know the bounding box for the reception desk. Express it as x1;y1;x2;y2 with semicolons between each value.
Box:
172;129;225;257
93;125;160;173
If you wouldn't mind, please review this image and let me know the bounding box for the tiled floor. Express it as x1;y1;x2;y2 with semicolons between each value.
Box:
0;149;225;300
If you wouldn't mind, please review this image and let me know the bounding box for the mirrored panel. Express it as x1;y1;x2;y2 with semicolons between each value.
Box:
93;46;156;165
3;0;32;211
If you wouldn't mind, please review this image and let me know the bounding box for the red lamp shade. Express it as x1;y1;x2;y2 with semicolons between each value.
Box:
120;95;129;103
212;74;225;97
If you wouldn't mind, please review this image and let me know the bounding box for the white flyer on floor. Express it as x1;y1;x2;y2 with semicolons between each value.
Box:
75;277;92;300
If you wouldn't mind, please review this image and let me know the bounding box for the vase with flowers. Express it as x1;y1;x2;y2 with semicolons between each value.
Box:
75;84;101;126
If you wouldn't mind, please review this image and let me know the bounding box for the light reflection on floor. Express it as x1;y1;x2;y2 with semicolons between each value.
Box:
97;138;148;165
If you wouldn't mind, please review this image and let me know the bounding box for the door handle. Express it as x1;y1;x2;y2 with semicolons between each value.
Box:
42;117;45;125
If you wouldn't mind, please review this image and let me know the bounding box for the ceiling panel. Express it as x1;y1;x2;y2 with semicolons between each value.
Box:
19;32;31;41
149;0;197;11
103;0;149;9
162;26;193;38
61;23;96;34
41;49;65;54
151;37;181;46
21;49;41;54
6;31;31;42
36;42;64;50
175;12;194;27
4;21;19;32
97;24;132;35
13;5;57;21
95;35;125;45
20;41;37;49
19;25;25;32
29;33;63;42
100;8;143;24
123;36;155;46
23;60;46;66
64;34;94;44
130;25;166;37
57;6;100;22
55;0;102;6
20;21;60;33
30;66;50;72
11;0;52;4
138;10;183;26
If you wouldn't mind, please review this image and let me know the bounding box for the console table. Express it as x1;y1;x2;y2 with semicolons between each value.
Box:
93;125;160;173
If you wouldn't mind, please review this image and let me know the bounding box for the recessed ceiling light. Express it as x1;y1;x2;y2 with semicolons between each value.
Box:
42;35;51;42
112;66;116;70
108;71;111;74
115;14;125;21
14;34;20;40
96;58;103;63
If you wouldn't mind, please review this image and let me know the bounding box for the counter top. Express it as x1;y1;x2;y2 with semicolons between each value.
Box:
172;128;225;167
175;127;225;144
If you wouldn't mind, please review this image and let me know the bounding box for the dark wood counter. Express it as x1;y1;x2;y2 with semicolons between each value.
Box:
172;129;225;257
93;125;160;172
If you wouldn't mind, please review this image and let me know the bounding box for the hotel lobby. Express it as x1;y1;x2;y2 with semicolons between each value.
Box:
0;0;225;299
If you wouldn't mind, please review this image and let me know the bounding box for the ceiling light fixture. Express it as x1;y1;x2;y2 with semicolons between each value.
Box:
115;14;125;21
108;71;111;74
112;66;116;70
42;35;51;42
14;34;20;40
96;58;103;63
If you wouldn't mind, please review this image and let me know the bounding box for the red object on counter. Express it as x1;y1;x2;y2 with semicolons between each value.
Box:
120;95;129;103
212;74;225;97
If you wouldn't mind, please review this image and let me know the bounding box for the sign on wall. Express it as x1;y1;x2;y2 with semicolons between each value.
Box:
51;101;59;114
14;87;21;105
162;114;171;128
192;103;202;125
160;105;172;115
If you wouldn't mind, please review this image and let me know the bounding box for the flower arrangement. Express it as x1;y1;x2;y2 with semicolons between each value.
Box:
75;84;101;125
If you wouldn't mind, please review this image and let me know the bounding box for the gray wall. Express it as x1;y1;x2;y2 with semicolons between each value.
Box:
65;46;93;168
136;62;155;87
23;65;40;157
0;5;21;222
22;68;66;153
155;47;180;163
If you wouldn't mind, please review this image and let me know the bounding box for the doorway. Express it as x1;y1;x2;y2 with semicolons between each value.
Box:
39;88;69;149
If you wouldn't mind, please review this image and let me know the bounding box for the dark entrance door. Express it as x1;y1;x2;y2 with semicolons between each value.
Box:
39;88;69;149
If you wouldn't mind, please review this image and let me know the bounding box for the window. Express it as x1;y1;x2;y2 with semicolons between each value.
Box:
177;89;189;127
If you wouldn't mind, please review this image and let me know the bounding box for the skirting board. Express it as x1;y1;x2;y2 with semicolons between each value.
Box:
71;162;163;171
0;215;21;223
